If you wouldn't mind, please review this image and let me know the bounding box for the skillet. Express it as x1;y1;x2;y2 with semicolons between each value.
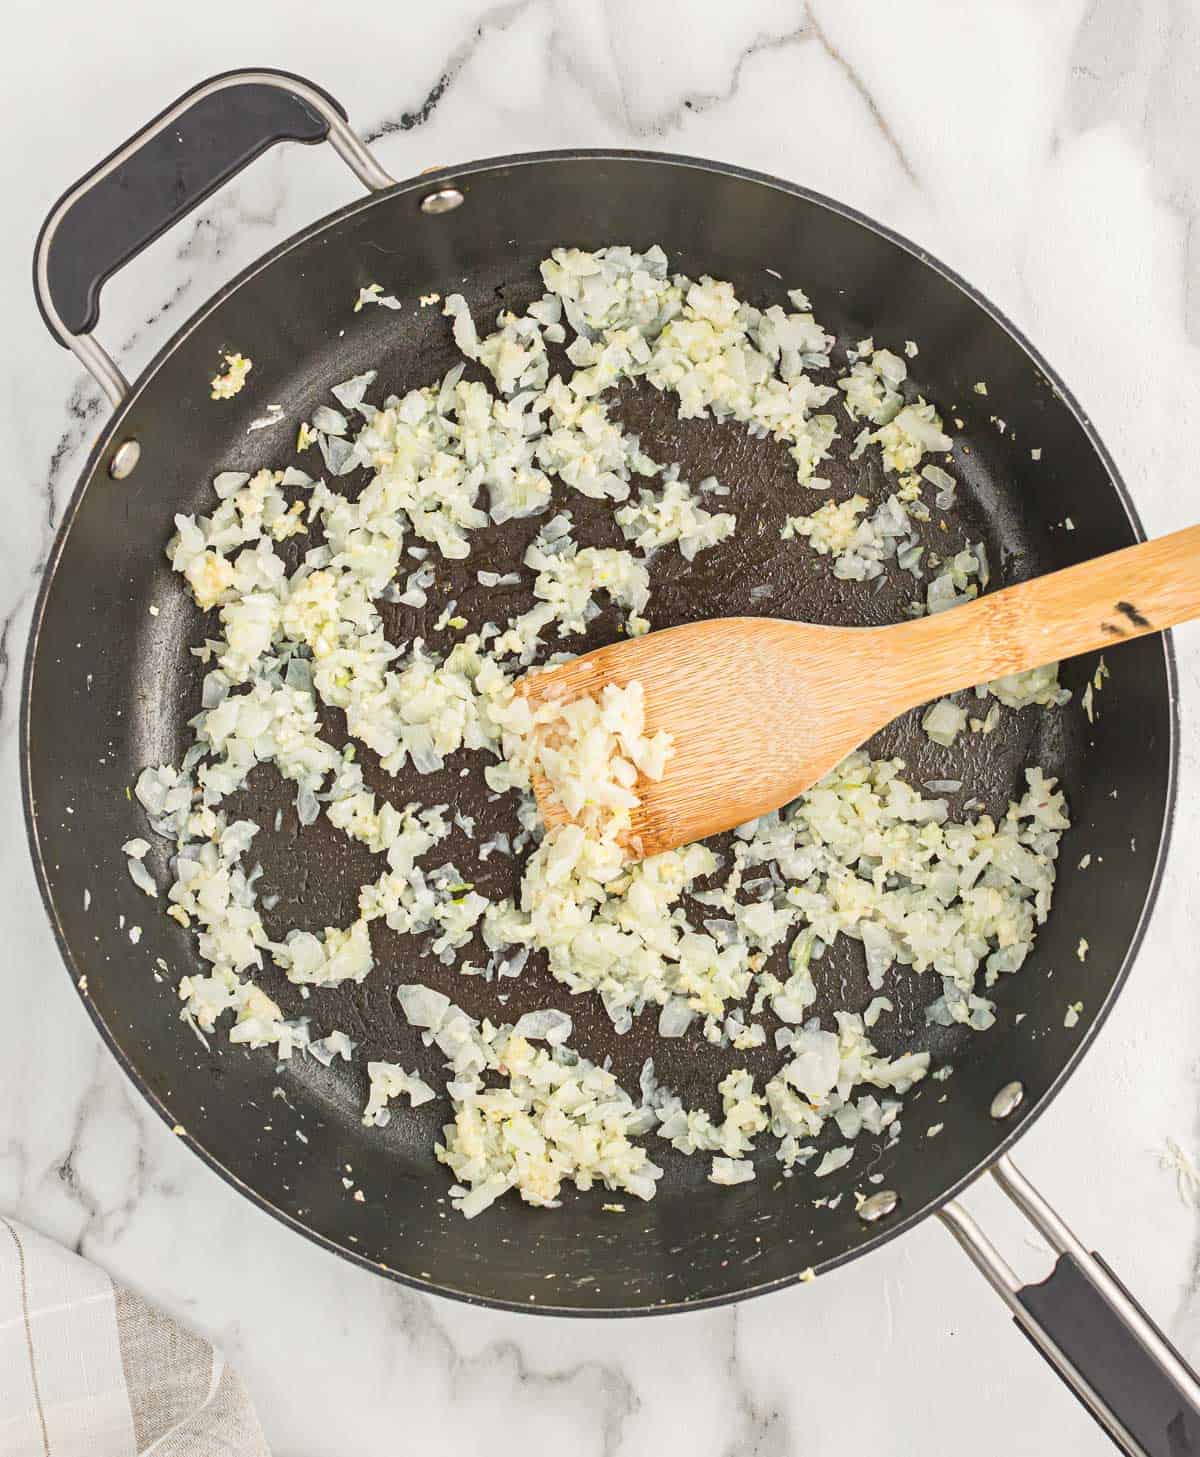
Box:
26;68;1197;1453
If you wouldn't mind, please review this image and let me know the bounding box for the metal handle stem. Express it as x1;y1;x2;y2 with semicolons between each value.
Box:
941;1154;1200;1455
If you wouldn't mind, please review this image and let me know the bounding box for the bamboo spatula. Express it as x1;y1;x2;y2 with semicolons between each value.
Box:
521;525;1200;860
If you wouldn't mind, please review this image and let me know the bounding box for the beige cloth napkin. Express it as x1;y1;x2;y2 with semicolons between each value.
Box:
0;1216;269;1456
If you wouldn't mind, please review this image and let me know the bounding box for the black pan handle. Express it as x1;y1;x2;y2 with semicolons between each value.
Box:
1018;1252;1200;1454
940;1155;1200;1455
33;68;394;406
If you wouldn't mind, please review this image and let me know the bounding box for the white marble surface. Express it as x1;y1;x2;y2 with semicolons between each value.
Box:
4;2;1200;1452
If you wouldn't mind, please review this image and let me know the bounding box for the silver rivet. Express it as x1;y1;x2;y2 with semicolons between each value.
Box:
109;440;141;479
858;1190;899;1223
990;1080;1024;1120
420;187;464;215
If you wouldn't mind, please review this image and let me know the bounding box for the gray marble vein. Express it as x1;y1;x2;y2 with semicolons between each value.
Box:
41;385;104;533
805;6;918;185
365;1;539;141
50;1045;152;1257
1;3;1198;1454
386;1284;640;1457
723;1307;792;1457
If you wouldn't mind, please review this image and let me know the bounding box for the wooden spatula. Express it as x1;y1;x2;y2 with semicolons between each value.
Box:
521;525;1200;859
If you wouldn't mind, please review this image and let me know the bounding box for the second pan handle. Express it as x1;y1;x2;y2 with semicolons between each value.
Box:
940;1155;1200;1455
32;67;395;407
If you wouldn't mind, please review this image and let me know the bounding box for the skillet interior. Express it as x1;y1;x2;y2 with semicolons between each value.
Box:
24;154;1174;1312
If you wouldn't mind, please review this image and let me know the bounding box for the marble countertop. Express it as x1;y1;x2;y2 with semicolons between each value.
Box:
5;3;1200;1452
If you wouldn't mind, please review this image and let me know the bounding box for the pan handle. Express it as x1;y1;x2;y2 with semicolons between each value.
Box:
939;1154;1200;1455
33;68;395;407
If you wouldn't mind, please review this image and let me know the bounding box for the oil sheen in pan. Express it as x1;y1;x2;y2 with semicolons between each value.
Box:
30;140;1167;1319
211;312;1080;1179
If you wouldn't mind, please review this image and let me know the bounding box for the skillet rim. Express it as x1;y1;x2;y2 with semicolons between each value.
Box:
20;147;1180;1316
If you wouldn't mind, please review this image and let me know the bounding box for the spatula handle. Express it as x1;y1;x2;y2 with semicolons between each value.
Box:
893;523;1200;702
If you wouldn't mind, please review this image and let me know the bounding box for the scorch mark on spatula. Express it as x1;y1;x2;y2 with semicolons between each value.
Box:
1116;600;1151;628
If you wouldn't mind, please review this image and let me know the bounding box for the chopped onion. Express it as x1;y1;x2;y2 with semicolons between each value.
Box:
922;698;968;747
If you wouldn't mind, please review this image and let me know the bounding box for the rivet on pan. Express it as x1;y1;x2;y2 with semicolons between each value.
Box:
109;440;141;479
420;187;464;215
990;1080;1024;1120
858;1190;899;1223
